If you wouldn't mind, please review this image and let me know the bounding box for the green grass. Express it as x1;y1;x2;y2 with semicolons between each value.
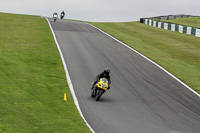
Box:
88;21;200;94
0;12;91;133
153;17;200;28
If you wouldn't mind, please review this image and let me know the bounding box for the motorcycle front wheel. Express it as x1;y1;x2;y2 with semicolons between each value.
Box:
91;90;95;97
95;89;104;101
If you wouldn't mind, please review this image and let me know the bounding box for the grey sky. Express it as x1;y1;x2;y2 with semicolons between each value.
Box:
0;0;199;22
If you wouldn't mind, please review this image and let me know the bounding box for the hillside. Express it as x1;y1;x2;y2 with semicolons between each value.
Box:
0;12;91;133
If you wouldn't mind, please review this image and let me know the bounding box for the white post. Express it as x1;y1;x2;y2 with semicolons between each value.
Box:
179;25;183;33
164;23;168;30
195;29;200;37
149;20;152;26
153;21;156;27
171;24;175;31
145;19;148;25
158;22;161;28
186;27;192;35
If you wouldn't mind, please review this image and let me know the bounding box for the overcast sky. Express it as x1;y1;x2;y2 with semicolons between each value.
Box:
0;0;199;22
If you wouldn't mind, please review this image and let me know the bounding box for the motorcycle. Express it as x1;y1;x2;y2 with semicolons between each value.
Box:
53;14;58;22
91;78;109;101
60;13;64;20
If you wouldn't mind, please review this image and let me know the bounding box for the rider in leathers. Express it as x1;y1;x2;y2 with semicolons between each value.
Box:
91;68;111;90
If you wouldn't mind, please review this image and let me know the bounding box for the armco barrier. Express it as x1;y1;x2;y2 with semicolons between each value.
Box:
140;14;199;21
142;19;200;37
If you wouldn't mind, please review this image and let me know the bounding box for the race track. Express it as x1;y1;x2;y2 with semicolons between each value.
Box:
48;18;200;133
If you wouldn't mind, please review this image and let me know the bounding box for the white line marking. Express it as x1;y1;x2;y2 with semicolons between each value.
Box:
86;22;200;97
46;18;95;133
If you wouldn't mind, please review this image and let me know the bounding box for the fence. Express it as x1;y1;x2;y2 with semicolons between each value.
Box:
140;17;200;37
140;14;200;22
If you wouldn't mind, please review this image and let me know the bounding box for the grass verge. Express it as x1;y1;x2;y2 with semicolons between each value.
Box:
0;12;91;133
88;21;200;94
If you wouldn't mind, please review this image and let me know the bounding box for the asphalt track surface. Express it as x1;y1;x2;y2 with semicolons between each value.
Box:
48;18;200;133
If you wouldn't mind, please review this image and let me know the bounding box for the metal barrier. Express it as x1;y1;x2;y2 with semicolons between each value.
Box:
140;14;200;23
142;18;200;37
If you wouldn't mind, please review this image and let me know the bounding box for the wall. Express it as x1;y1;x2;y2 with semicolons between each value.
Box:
143;19;200;37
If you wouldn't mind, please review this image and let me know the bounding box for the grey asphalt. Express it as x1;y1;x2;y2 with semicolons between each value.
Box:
48;18;200;133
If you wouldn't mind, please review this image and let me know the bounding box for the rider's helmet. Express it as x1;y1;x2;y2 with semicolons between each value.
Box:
104;68;110;75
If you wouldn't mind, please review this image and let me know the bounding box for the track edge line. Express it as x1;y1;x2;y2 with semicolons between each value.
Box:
46;18;95;133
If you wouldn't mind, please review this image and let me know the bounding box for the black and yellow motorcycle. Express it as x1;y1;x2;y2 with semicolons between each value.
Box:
91;78;108;101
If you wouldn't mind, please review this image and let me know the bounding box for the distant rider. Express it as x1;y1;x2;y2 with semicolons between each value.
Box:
53;12;58;22
53;12;58;18
60;11;65;19
91;68;111;90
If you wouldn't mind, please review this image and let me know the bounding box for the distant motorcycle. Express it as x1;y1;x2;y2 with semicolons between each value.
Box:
60;13;64;20
91;78;109;101
53;13;58;22
60;11;65;20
